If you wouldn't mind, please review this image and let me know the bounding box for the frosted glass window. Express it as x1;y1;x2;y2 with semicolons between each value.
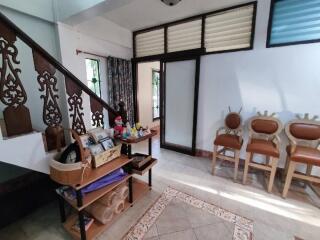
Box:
268;0;320;46
205;4;254;52
135;28;164;57
168;19;202;52
165;60;195;148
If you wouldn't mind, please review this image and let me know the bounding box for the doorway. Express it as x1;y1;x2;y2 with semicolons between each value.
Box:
137;61;161;135
135;56;200;156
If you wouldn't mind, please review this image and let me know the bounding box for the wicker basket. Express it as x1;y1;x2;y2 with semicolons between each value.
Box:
49;129;92;186
50;152;91;186
92;144;122;168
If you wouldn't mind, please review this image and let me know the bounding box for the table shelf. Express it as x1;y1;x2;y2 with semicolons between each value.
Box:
120;130;157;144
56;130;157;240
71;155;132;190
132;158;157;176
59;174;132;211
63;178;149;240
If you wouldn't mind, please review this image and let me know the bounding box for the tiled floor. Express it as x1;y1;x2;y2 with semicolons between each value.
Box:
0;136;319;240
142;197;235;240
144;199;234;240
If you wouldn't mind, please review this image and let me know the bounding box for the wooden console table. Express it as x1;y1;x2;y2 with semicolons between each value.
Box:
56;131;157;240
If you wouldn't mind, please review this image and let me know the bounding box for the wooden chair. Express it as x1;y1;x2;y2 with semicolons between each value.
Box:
212;111;243;181
243;112;282;192
282;114;320;198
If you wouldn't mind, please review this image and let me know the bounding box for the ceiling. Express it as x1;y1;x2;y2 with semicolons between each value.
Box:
102;0;247;31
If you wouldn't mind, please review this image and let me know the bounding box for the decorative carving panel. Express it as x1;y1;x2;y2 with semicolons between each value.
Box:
65;77;86;135
33;51;62;127
90;96;104;127
0;22;27;108
0;21;32;136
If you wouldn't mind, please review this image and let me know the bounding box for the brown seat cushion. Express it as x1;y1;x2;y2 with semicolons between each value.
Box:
214;134;242;150
251;119;278;134
286;145;320;166
290;123;320;140
246;139;279;157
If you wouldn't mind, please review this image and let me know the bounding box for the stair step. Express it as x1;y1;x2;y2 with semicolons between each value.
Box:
0;132;51;174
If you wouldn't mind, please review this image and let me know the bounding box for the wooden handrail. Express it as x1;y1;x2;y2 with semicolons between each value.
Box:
0;11;118;117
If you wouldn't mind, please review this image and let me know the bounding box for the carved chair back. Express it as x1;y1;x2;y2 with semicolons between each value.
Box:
285;119;320;148
248;115;282;142
224;112;242;135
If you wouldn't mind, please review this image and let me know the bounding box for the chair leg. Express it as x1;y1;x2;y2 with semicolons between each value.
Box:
267;157;278;193
212;145;218;175
283;155;290;182
282;161;296;198
266;156;270;165
306;164;313;176
304;164;313;188
243;152;251;185
233;150;240;182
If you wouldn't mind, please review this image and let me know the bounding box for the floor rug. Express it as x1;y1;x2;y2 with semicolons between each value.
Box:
123;187;253;240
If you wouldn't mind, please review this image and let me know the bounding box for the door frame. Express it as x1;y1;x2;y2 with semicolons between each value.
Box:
160;55;200;156
132;60;162;124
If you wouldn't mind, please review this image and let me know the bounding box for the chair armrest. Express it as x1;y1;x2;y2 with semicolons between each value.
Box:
216;126;225;137
238;127;243;143
290;142;297;154
247;131;252;145
273;135;281;149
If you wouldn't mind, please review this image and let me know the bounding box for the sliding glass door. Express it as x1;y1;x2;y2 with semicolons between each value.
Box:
160;56;200;155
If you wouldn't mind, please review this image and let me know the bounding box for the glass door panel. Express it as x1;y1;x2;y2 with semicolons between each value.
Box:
160;57;199;155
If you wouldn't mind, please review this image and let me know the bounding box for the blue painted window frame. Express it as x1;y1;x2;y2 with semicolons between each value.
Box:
267;0;320;48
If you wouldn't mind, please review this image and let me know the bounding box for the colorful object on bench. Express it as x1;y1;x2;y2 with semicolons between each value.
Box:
131;124;138;138
81;168;127;194
122;122;132;139
114;116;124;137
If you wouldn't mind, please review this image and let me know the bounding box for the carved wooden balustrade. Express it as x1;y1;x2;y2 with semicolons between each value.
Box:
0;11;127;150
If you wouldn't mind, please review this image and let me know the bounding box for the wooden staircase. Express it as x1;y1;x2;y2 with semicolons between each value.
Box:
0;10;129;228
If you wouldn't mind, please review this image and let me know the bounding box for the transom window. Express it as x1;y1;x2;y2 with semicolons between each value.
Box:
85;58;101;97
134;2;256;57
152;69;160;121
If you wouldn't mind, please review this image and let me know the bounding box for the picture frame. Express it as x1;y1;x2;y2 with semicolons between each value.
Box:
101;138;115;150
79;134;95;148
89;144;104;156
88;127;109;143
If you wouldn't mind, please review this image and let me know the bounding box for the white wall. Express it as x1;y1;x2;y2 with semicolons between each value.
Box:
197;0;320;169
53;0;104;22
0;0;55;22
74;16;132;49
57;20;132;130
138;62;160;128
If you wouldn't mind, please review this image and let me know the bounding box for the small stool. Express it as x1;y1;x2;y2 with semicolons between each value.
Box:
212;111;243;181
